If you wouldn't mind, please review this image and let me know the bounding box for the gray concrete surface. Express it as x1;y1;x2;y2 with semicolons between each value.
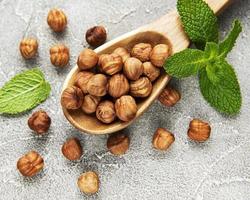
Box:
0;0;249;199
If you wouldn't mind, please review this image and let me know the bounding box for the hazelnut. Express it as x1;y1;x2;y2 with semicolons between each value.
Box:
158;86;181;107
99;53;123;75
19;38;38;59
123;57;143;80
47;9;67;32
152;128;175;150
75;71;94;94
17;151;44;177
77;171;99;195
85;26;107;47
81;95;101;114
61;137;83;160
115;95;137;122
143;62;160;82
96;100;116;124
108;74;130;98
113;47;130;63
131;43;152;62
28;110;51;134
107;132;130;155
150;44;170;67
87;74;108;97
188;119;211;142
61;86;84;110
77;49;98;70
130;77;152;98
50;44;69;67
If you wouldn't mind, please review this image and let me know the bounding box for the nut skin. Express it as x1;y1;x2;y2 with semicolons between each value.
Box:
19;38;38;59
85;26;107;47
113;47;130;63
188;119;211;142
115;95;137;122
50;44;69;67
61;137;83;160
150;44;170;67
152;128;175;150
123;57;143;80
99;53;123;75
28;110;51;134
158;86;181;107
130;77;152;98
17;151;44;177
81;95;101;114
107;132;130;155
96;100;116;124
61;86;84;110
108;74;130;98
131;43;152;62
77;49;99;70
77;171;99;195
87;74;108;97
75;71;94;94
142;61;160;82
47;9;67;32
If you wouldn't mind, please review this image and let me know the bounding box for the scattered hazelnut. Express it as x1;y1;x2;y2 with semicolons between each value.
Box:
17;151;44;177
61;86;84;110
158;86;181;107
77;171;99;195
87;74;108;97
99;53;123;75
47;9;67;32
188;119;211;142
143;61;160;82
115;95;137;122
50;44;69;67
131;43;152;62
152;128;175;150
130;77;152;98
108;74;130;98
96;100;116;124
150;44;170;67
81;95;101;114
77;49;98;70
113;47;130;63
61;137;83;160
75;71;94;94
107;132;130;155
19;38;38;59
85;26;107;47
123;57;143;80
28;110;51;134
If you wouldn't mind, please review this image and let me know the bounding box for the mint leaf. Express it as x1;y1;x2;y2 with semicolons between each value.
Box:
0;68;51;114
204;42;219;59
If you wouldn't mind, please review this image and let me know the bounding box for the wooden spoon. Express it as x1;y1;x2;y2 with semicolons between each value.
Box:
61;0;231;135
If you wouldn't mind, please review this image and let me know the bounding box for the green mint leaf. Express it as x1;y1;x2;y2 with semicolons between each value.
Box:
204;42;219;59
0;68;51;114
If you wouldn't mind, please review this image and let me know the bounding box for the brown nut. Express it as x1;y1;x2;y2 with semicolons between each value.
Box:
81;95;101;114
77;171;99;195
47;9;67;32
107;132;130;155
131;43;152;62
87;74;108;97
143;61;160;82
108;74;130;98
130;77;152;98
123;57;143;80
152;128;175;150
61;137;83;160
75;71;94;94
115;95;137;122
28;110;51;134
77;49;98;70
19;38;38;59
99;53;123;75
188;119;211;142
113;47;130;63
158;86;181;107
96;100;116;124
150;44;170;67
85;26;107;47
61;86;84;110
50;44;69;67
17;151;44;177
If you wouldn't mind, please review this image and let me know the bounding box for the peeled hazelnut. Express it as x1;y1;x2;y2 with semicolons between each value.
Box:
50;44;69;67
61;86;84;110
77;171;99;195
188;119;211;142
77;49;98;70
47;9;67;32
158;86;181;107
87;74;108;97
150;44;170;67
96;100;116;124
131;43;152;62
81;95;101;114
108;74;129;98
28;110;51;134
152;128;175;150
17;151;44;177
75;71;94;94
143;62;160;82
130;77;152;98
123;57;143;80
99;53;123;75
113;47;130;63
107;132;130;155
85;26;107;47
61;137;83;160
115;95;137;122
19;38;38;59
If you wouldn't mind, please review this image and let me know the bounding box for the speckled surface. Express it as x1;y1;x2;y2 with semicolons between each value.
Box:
0;0;250;199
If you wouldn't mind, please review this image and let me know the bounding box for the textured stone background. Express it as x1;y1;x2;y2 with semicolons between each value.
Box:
0;0;249;199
